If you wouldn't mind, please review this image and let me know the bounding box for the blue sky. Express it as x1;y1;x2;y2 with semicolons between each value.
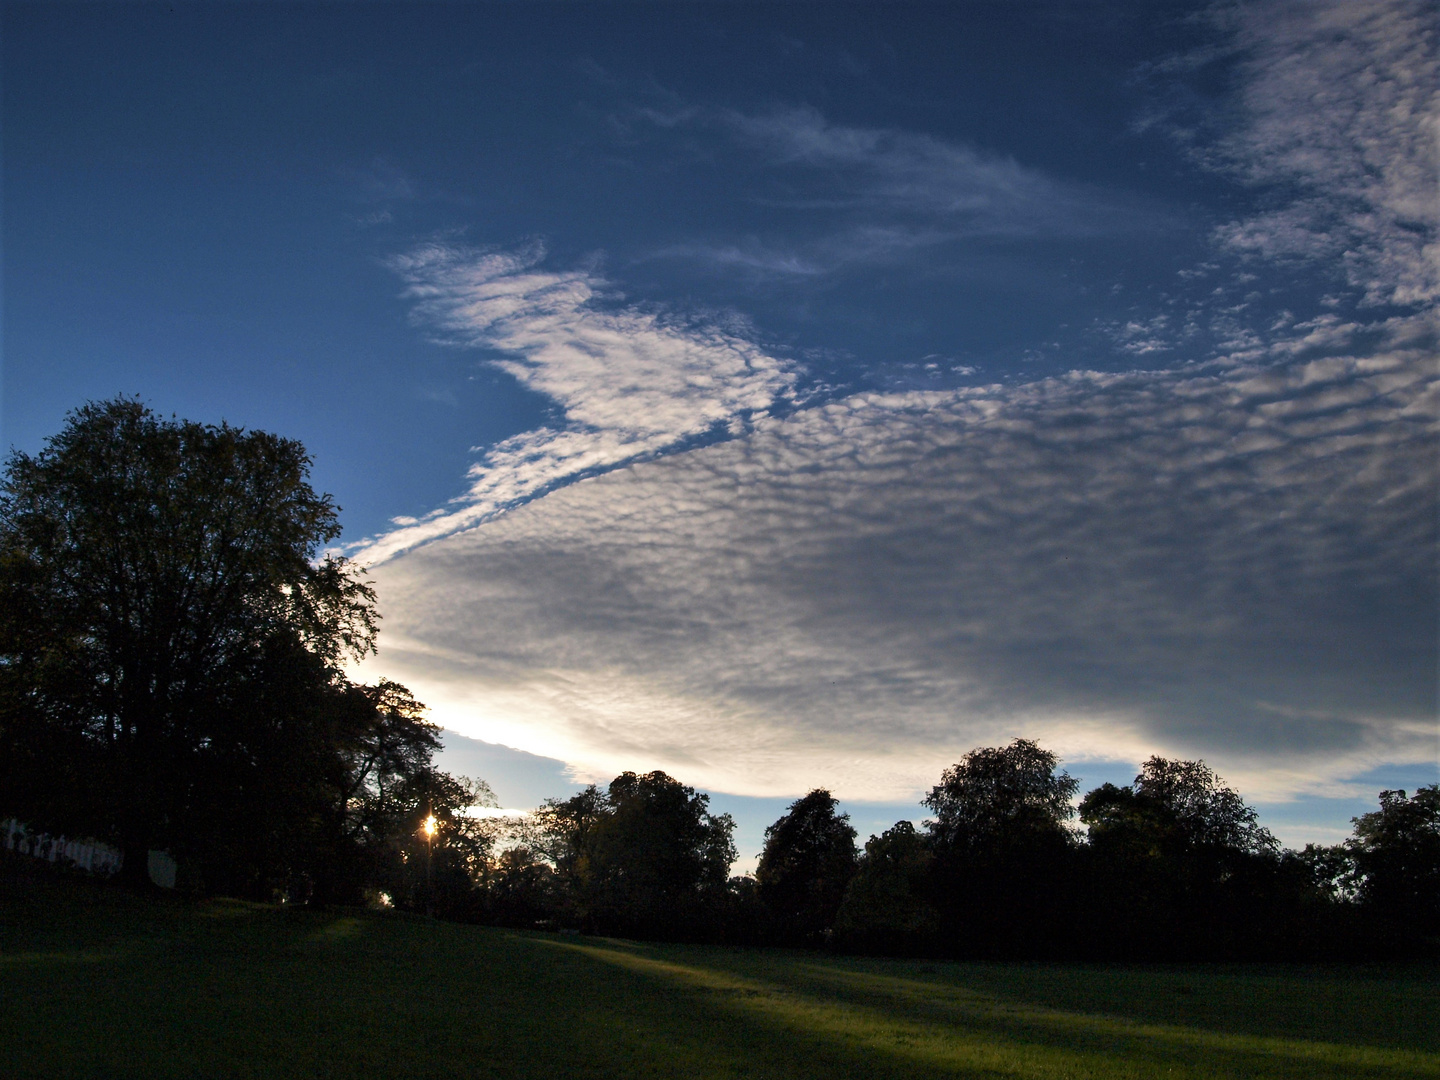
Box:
4;1;1436;869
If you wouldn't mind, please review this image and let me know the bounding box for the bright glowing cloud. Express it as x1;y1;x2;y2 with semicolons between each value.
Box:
360;311;1435;801
353;243;800;563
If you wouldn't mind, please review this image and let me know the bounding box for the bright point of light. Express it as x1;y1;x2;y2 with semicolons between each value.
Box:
422;814;438;838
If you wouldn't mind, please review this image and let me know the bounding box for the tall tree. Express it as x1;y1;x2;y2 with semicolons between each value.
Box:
922;739;1078;956
833;821;936;954
755;789;857;944
535;771;736;939
924;739;1078;856
1348;785;1440;936
1078;757;1280;958
0;398;377;887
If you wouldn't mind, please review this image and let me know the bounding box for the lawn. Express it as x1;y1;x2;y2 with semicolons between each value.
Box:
2;862;1436;1079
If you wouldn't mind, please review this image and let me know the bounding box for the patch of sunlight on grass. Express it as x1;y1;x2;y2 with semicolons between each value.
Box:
549;940;1122;1077
554;940;1440;1080
794;963;1440;1073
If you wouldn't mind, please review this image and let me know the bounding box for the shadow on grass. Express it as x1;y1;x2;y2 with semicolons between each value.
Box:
547;937;1440;1080
2;866;1437;1080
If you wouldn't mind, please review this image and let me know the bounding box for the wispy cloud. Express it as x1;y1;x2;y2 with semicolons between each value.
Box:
353;243;800;562
636;104;1168;278
721;106;1079;224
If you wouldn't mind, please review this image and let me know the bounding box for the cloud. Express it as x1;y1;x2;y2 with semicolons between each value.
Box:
644;240;827;280
722;106;1075;224
354;2;1436;811
636;104;1168;278
361;313;1437;803
1208;0;1438;307
352;243;800;562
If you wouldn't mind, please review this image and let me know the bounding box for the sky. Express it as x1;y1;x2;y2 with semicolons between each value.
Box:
3;0;1436;869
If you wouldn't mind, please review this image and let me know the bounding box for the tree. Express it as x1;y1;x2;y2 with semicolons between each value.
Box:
755;789;857;944
1080;757;1276;861
1078;758;1280;959
0;398;377;888
534;771;736;939
924;739;1079;856
922;740;1078;956
1132;757;1276;856
479;846;559;928
1348;786;1440;934
833;821;936;954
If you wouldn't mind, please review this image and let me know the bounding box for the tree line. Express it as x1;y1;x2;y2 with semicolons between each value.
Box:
2;400;1435;961
455;742;1438;962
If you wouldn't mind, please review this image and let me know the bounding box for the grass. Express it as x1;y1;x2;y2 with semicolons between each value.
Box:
2;862;1437;1079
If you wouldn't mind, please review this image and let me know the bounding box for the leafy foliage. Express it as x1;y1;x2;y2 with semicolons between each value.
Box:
833;821;936;954
920;739;1078;957
0;399;484;903
531;771;736;939
755;789;858;944
923;739;1078;855
1348;785;1440;933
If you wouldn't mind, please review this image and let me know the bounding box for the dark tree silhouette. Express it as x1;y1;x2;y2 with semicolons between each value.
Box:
923;739;1078;956
1079;757;1282;958
833;820;936;954
1348;785;1440;936
924;739;1079;854
0;398;488;902
755;789;857;944
479;846;560;928
322;679;494;905
534;771;735;938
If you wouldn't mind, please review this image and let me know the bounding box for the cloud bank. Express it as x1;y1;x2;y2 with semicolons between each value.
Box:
364;314;1436;801
358;0;1437;807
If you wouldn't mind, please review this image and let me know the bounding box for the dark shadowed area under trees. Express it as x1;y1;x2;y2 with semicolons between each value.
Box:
3;400;1436;962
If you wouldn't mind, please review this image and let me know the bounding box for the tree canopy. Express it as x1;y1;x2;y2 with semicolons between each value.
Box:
833;820;934;954
923;738;1078;855
1348;785;1440;933
0;399;467;898
919;739;1079;956
533;771;736;938
755;789;857;943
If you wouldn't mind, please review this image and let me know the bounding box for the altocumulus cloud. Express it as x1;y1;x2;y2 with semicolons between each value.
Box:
360;242;799;562
356;0;1437;804
1208;0;1438;307
362;314;1436;801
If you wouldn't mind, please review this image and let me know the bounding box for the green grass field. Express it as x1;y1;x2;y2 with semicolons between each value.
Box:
2;863;1437;1079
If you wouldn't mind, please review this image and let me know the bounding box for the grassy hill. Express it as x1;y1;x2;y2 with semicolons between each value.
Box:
2;861;1437;1079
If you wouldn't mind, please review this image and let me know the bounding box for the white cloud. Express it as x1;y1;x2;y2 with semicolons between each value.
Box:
353;3;1437;811
1209;0;1438;306
722;106;1074;225
352;243;800;562
360;314;1437;803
